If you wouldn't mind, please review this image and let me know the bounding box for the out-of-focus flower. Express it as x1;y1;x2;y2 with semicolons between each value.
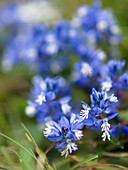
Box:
0;1;60;28
99;60;128;95
73;47;106;88
72;1;122;45
26;76;71;122
119;71;128;89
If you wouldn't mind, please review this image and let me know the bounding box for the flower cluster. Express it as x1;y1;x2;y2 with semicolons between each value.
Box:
43;88;119;156
1;0;128;158
25;76;71;122
73;1;121;45
0;1;59;28
2;0;121;75
80;88;118;141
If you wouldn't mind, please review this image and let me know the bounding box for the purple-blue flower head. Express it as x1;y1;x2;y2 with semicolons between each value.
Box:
106;60;125;78
119;71;128;90
72;1;122;45
80;88;118;141
25;76;71;122
44;113;83;157
73;47;106;88
100;60;126;92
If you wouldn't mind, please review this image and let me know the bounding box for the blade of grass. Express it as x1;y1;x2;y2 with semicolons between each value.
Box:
102;152;128;158
21;124;54;170
21;123;39;151
70;155;98;170
9;149;23;163
0;132;36;159
0;167;9;170
77;163;128;170
1;147;14;169
0;132;44;169
0;132;54;170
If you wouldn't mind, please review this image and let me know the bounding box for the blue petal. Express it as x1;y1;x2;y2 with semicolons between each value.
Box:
121;126;128;136
46;91;56;101
84;118;94;126
107;112;118;120
59;116;70;129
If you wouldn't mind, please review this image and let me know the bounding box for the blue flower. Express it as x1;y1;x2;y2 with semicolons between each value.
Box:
110;125;120;138
0;3;20;28
54;20;70;42
44;114;83;157
106;60;125;79
119;71;128;90
121;125;128;136
73;47;106;88
26;76;71;122
80;88;118;141
99;60;126;92
110;125;128;138
73;1;122;45
90;88;118;112
2;26;38;71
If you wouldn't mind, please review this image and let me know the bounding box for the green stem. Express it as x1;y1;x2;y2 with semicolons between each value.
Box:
78;163;128;170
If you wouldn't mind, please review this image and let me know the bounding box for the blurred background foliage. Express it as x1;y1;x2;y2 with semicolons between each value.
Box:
0;0;128;170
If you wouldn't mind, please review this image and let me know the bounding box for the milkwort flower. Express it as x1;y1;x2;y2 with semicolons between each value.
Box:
110;125;128;138
119;71;128;90
2;1;121;75
73;47;106;88
2;26;38;71
2;22;69;74
54;20;71;44
72;0;122;46
121;125;128;136
104;60;125;80
43;113;83;157
25;76;71;122
110;125;120;138
30;24;69;74
0;3;20;29
100;60;128;93
98;60;128;112
80;88;118;141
